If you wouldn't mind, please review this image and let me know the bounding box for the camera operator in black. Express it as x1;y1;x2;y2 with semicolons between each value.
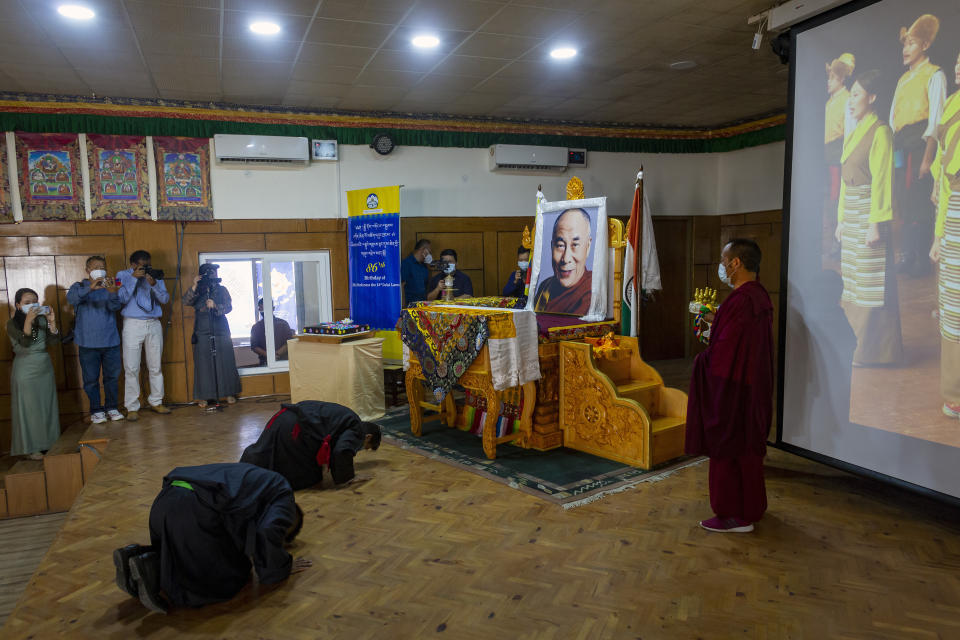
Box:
183;263;241;409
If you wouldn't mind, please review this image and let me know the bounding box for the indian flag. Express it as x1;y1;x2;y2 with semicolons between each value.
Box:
621;174;642;337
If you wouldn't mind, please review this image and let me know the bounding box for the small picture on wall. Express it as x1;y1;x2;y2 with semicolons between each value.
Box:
312;139;338;161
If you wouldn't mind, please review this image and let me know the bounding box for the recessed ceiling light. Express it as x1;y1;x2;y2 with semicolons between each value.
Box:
412;34;440;49
57;4;95;20
669;60;697;70
550;47;577;60
249;21;281;35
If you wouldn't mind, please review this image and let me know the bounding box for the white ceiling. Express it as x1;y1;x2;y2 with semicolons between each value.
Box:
0;0;788;127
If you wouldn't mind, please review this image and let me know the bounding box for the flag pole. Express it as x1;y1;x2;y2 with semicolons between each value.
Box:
635;167;643;343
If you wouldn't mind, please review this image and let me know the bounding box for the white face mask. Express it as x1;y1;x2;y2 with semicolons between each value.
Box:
423;252;433;265
718;262;735;288
443;262;456;274
20;302;38;313
90;269;107;280
517;260;530;270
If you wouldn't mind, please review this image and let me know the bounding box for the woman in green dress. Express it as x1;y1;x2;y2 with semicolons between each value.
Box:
7;288;61;459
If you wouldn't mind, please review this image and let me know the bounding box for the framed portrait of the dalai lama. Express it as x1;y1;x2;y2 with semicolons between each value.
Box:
526;197;609;321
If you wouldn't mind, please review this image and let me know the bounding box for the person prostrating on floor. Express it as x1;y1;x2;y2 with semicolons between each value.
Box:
686;239;774;533
113;463;310;613
240;400;382;490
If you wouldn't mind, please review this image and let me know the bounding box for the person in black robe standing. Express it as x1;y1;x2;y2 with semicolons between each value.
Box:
113;463;310;613
240;400;382;490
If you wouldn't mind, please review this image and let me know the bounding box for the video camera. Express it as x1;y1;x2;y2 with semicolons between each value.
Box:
197;263;221;294
144;265;165;280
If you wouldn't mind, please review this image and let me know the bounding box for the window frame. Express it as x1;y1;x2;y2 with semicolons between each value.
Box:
198;250;333;375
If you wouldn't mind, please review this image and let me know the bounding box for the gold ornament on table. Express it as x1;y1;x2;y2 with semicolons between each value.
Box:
688;287;718;345
442;271;457;302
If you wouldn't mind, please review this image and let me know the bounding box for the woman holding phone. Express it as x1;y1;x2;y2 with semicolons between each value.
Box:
7;288;61;459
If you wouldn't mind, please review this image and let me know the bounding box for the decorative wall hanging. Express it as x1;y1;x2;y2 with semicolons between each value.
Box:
0;135;12;222
15;132;83;220
153;136;213;221
86;134;150;220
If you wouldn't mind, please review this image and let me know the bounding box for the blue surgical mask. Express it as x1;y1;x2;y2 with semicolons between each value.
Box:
443;262;456;274
517;260;530;270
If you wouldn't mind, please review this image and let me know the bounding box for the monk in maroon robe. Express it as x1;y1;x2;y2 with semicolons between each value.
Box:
686;238;774;533
534;208;594;315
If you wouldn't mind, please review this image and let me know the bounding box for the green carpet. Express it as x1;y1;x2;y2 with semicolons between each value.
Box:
379;409;704;508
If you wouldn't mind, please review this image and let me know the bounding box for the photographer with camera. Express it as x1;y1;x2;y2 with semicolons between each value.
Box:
183;263;240;410
118;250;171;421
67;255;124;424
7;288;60;460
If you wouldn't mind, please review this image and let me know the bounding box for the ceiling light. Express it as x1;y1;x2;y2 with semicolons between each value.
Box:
669;60;697;70
550;47;577;60
57;4;95;20
412;35;440;49
249;21;281;35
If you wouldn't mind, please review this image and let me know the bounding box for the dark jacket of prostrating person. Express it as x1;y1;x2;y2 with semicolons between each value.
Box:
240;401;368;489
149;463;297;607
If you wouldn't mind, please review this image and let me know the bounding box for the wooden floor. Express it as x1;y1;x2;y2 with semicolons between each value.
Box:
0;513;68;625
1;398;959;639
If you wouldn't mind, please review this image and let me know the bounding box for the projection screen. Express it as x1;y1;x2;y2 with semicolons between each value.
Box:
781;0;960;499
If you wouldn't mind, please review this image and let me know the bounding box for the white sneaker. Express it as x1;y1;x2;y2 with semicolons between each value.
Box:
107;409;124;421
91;412;107;424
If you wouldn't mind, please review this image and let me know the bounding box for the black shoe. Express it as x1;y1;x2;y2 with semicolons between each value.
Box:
113;544;142;597
129;552;169;614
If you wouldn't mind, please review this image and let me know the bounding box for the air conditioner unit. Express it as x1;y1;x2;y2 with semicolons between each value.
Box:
488;144;568;173
768;0;850;31
213;134;309;165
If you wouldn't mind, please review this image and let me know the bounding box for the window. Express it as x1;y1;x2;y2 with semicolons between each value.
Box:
199;251;333;374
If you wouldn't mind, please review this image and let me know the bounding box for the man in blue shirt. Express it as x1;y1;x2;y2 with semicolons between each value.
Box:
67;256;124;424
118;250;171;421
400;238;432;307
427;249;474;300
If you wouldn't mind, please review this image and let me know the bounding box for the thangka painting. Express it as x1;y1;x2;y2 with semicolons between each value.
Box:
525;197;609;322
0;136;12;223
86;134;150;220
153;136;213;221
15;132;84;221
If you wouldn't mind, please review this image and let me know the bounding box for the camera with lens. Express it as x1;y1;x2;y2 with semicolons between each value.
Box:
197;263;221;295
144;265;165;280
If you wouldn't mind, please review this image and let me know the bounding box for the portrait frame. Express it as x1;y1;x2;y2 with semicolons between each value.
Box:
312;139;338;161
525;196;609;321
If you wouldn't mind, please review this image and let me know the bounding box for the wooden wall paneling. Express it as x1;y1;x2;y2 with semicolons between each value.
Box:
43;453;83;512
221;220;306;234
481;231;497;296
421;232;484;268
0;221;76;236
305;219;345;233
0;237;29;256
239;374;274;397
0;418;9;456
183;221;222;234
0;487;7;517
5;471;48;516
28;235;124;258
5;257;58;308
640;218;690;361
75;220;124;236
57;388;88;416
163;360;189;404
0;365;10;395
124;221;189;367
0;394;9;421
274;373;290;394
